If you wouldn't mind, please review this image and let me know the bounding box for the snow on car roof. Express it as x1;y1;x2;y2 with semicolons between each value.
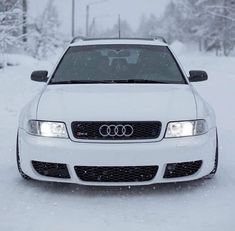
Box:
70;38;168;47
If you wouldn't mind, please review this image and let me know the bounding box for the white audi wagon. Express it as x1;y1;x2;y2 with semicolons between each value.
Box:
17;37;218;186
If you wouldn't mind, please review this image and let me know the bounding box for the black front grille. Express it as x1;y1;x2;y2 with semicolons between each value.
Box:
163;161;203;178
32;161;70;179
71;121;162;140
74;166;158;182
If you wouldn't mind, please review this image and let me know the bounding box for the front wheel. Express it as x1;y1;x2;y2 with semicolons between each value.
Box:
16;134;32;180
205;131;219;179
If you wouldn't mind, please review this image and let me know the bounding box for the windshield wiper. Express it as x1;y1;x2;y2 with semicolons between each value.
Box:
111;79;172;84
50;80;112;85
50;79;175;85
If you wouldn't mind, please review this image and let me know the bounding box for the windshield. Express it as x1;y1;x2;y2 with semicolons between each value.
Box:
50;45;186;84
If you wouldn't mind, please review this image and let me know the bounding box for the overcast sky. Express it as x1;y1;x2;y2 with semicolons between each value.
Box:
29;0;170;36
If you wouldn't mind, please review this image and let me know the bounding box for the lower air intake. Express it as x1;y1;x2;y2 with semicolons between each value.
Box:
164;161;203;178
32;161;70;179
74;166;158;182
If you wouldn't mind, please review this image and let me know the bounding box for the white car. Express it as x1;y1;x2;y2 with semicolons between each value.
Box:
17;38;218;186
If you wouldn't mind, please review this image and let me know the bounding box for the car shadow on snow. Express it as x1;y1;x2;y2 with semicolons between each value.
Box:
20;177;217;198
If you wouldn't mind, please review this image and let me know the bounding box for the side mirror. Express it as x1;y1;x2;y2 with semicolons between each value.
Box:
189;70;208;82
31;71;48;82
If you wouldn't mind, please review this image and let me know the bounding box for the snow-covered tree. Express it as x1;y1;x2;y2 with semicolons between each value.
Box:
137;14;160;37
183;0;235;55
22;0;27;44
204;0;235;55
160;1;186;43
101;19;133;38
0;0;22;54
26;0;62;59
151;0;235;55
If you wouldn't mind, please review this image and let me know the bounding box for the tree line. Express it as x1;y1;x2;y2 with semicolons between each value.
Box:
1;0;235;60
90;0;235;56
137;0;235;56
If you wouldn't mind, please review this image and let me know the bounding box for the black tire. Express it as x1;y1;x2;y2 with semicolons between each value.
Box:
205;131;219;179
16;134;32;180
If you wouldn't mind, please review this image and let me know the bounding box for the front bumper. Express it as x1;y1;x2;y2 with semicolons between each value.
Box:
18;128;217;186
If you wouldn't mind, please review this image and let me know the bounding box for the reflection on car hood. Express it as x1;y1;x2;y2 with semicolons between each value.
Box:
37;84;197;122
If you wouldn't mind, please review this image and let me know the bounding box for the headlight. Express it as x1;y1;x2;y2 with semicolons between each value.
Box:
28;120;68;138
165;120;208;138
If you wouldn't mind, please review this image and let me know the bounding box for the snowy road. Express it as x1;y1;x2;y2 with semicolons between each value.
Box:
0;52;235;231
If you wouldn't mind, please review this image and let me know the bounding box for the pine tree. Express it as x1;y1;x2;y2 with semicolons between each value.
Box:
26;0;62;59
157;0;235;55
160;1;185;43
0;0;22;54
101;19;133;38
22;0;27;43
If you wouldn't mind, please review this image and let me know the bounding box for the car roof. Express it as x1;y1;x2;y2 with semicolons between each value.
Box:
70;38;168;47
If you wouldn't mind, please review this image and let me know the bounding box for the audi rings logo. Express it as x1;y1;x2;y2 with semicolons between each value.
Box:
99;124;134;137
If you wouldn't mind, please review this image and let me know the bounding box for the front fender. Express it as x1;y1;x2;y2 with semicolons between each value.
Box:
192;88;216;130
19;93;42;131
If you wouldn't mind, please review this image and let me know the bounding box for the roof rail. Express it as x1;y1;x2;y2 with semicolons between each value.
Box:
151;36;167;44
70;36;167;44
70;36;86;44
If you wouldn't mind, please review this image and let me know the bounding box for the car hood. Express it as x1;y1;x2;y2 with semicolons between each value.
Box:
37;84;197;123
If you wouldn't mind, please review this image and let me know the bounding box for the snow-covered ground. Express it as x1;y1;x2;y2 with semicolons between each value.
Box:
0;49;235;231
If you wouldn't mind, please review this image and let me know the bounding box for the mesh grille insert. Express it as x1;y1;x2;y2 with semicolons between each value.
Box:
164;161;203;178
71;121;162;140
74;166;159;182
32;161;70;179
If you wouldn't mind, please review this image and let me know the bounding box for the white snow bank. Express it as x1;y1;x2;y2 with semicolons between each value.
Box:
5;54;38;66
0;49;63;70
0;54;39;69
